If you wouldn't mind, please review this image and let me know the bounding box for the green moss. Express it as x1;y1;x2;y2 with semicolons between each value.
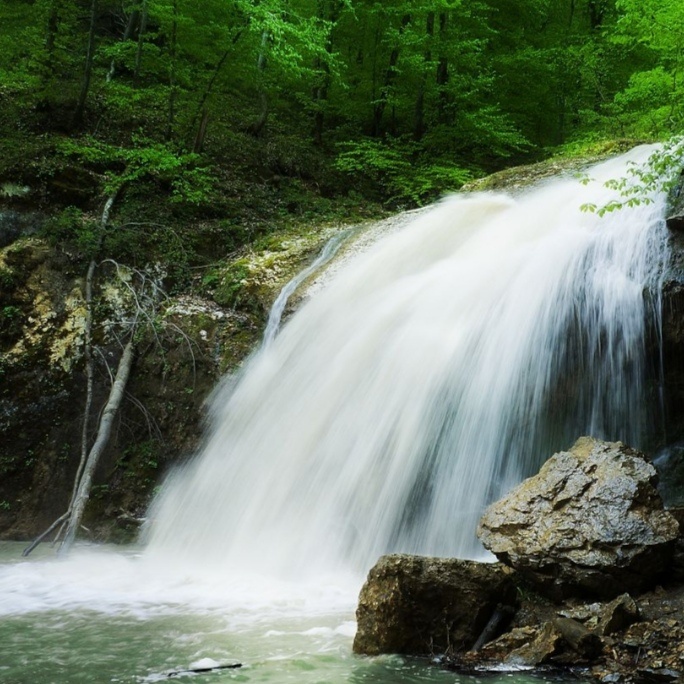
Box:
0;266;16;290
213;259;253;309
114;440;162;494
549;137;652;161
464;138;650;193
1;305;20;320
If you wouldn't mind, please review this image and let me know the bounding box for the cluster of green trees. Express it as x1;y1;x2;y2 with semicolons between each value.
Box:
0;0;682;207
1;0;683;548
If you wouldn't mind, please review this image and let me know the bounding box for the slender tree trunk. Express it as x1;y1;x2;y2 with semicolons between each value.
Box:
106;7;140;82
371;14;411;137
557;92;567;144
312;0;340;146
166;0;178;141
413;12;434;141
38;0;63;102
436;12;449;121
59;339;135;554
312;61;329;146
72;0;98;127
588;0;605;30
64;193;118;531
187;27;246;149
370;23;380;108
134;0;148;79
45;0;60;65
249;30;271;137
193;109;210;153
74;259;96;493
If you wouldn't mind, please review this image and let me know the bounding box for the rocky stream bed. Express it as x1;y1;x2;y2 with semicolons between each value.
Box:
354;438;684;684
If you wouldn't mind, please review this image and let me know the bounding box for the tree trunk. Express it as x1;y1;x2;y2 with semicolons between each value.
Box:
413;12;434;141
249;30;271;137
106;7;140;82
45;0;61;66
59;339;135;554
63;193;117;537
72;0;98;127
371;14;411;137
436;12;449;120
588;0;605;30
134;0;148;79
166;0;178;141
312;0;341;145
193;109;210;153
38;0;63;102
187;26;246;148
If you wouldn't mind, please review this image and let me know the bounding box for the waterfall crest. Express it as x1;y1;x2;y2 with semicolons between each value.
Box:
146;146;669;577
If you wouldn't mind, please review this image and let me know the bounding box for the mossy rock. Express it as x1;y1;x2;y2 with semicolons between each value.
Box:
465;139;648;193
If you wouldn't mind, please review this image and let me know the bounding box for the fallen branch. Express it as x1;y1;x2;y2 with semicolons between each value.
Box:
59;338;135;554
22;512;69;557
72;192;119;514
23;192;120;557
166;663;242;678
472;604;515;652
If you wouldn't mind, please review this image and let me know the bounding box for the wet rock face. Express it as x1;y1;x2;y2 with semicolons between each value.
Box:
0;210;43;248
477;437;679;600
666;172;684;232
353;554;516;656
0;237;261;541
660;227;684;450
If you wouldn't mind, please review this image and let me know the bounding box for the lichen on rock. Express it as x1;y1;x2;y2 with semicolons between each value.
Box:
478;437;680;600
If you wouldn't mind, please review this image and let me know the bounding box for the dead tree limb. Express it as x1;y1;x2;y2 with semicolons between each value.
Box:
23;192;119;557
59;338;136;554
106;7;140;82
22;512;70;557
59;192;119;542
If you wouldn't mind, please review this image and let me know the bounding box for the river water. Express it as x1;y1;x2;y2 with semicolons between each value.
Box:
0;542;582;684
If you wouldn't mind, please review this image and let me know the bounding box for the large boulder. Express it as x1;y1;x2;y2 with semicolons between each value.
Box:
353;554;516;656
477;437;679;600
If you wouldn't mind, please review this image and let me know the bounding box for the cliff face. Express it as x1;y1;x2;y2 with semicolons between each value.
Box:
0;235;258;540
3;151;684;544
660;228;684;441
0;204;343;542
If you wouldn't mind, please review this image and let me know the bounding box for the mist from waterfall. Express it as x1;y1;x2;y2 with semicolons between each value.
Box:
145;146;670;578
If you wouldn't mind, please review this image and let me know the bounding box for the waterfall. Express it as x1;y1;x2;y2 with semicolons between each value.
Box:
145;146;670;578
262;230;351;347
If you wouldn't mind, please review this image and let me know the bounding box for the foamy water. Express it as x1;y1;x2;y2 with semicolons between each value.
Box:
0;147;670;684
146;145;670;577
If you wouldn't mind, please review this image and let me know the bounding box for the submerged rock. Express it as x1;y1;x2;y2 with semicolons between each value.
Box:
353;554;515;656
477;437;679;600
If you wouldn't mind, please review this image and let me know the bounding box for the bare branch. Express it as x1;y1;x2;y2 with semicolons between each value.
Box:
59;338;136;555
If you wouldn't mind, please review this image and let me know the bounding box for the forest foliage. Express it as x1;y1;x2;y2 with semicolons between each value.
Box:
1;0;683;543
0;0;683;234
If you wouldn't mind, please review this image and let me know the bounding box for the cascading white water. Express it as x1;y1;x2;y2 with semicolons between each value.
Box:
262;230;351;347
145;146;670;578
